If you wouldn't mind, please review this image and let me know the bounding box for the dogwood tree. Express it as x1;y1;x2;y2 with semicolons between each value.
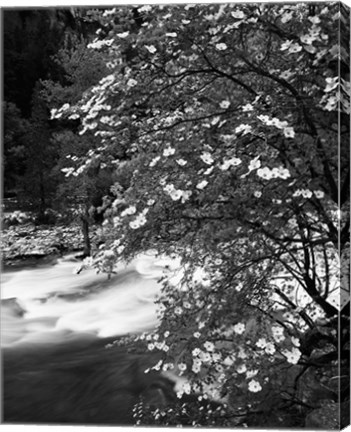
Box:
52;3;349;427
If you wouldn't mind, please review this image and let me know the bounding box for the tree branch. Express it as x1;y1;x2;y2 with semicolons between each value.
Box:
273;287;314;328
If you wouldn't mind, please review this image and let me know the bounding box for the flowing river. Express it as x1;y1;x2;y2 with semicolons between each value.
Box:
1;253;183;425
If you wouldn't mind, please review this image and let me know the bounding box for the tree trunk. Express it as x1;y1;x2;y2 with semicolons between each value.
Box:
304;274;338;317
80;212;91;257
38;170;46;218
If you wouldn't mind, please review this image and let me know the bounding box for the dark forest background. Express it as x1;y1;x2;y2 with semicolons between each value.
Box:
3;9;109;227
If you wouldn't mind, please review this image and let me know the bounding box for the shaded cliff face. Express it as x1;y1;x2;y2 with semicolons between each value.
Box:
2;8;102;199
3;8;78;117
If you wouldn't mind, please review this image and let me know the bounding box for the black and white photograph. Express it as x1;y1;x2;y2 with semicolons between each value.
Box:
1;1;350;429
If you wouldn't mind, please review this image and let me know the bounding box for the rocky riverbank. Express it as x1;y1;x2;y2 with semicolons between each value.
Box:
1;222;101;269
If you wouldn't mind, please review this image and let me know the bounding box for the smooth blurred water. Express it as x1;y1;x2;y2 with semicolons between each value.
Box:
1;253;180;347
1;253;191;425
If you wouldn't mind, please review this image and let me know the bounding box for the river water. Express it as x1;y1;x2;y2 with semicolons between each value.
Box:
1;253;183;425
1;253;176;346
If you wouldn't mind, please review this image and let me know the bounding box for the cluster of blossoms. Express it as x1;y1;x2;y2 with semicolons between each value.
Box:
271;325;286;343
163;184;192;202
61;156;96;177
234;322;247;334
242;103;254;112
139;296;304;401
324;76;339;93
215;43;228;51
129;209;148;229
145;44;157;54
257;114;295;138
196;180;209;190
235;123;252;135
248;379;262;393
115;245;125;255
121;205;136;217
163;146;176;157
298;15;327;55
127;78;138;87
87;38;114;49
282;347;302;364
50;103;70;119
139;332;171;358
240;156;261;178
61;166;75;177
190;337;267;394
149;156;160;167
146;341;170;353
219;100;231;109
255;329;302;365
68;76;114;137
228;322;246;335
280;10;294;24
257;115;289;129
114;204;148;230
280;39;303;54
200;152;214;165
321;91;342;112
292;188;323;199
220;157;242;171
176;158;187;166
190;342;223;375
257;165;291;180
176;381;193;399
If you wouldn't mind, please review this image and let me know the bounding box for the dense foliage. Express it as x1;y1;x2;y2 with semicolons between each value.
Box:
3;3;350;429
3;10;115;247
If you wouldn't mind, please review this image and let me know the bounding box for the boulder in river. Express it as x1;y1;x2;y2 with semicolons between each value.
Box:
1;298;26;317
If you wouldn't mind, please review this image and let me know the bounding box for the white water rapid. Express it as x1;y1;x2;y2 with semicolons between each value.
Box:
1;253;180;347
